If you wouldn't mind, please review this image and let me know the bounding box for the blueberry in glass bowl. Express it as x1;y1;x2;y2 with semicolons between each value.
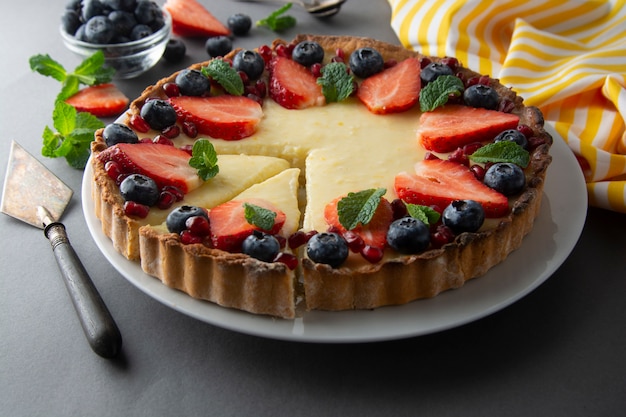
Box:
60;1;171;79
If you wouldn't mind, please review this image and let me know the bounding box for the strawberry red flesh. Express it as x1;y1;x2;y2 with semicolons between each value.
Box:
418;105;520;153
209;199;286;252
65;83;129;117
394;159;509;218
269;56;325;110
97;143;203;193
356;57;421;114
169;95;263;141
164;0;230;37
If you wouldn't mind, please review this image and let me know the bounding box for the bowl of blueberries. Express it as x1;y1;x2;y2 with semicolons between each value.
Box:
60;0;171;79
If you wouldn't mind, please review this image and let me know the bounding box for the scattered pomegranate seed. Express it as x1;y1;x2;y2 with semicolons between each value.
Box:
162;185;184;201
180;229;203;245
528;136;547;149
129;114;151;133
153;135;174;146
448;148;469;166
161;124;180;139
185;216;211;237
517;124;534;138
157;191;176;210
182;120;198;138
361;245;384;263
246;94;263;106
273;252;298;270
255;80;267;98
139;137;153;144
335;48;345;60
331;56;344;63
478;75;491;85
258;44;273;63
287;231;306;249
310;63;322;78
327;225;341;234
238;70;249;85
431;225;455;248
180;144;194;156
465;76;479;88
104;160;122;180
463;142;483;156
429;204;443;214
276;44;291;58
124;201;150;218
441;57;459;72
163;82;180;97
470;164;486;181
343;230;365;253
498;99;515;113
383;59;398;69
391;198;408;220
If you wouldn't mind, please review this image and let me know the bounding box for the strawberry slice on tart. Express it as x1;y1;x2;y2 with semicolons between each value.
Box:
97;142;204;194
417;105;520;153
356;57;421;114
169;95;263;141
269;56;325;110
164;0;230;37
65;83;129;117
395;159;510;218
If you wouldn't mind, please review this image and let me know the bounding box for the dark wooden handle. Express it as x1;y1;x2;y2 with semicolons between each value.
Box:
44;222;122;359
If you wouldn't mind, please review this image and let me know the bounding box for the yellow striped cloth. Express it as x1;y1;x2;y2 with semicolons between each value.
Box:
389;0;626;213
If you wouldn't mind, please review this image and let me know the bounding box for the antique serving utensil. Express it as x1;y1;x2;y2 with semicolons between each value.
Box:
238;0;346;17
1;141;122;358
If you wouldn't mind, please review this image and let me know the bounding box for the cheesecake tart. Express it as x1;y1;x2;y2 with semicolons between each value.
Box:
90;34;552;319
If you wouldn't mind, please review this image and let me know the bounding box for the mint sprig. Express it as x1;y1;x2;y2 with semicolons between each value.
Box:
244;203;277;231
419;75;464;112
406;204;441;225
189;139;219;180
42;101;104;169
337;188;386;230
202;59;244;96
317;62;354;103
469;141;530;167
257;3;297;32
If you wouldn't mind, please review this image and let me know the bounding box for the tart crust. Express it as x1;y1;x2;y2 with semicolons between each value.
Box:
90;35;552;319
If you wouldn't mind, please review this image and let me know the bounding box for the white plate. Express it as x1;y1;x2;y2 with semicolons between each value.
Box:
82;125;587;342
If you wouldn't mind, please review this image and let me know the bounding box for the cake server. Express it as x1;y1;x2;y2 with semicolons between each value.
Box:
1;140;122;359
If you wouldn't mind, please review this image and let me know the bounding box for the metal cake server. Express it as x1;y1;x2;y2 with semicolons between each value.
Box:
1;141;122;359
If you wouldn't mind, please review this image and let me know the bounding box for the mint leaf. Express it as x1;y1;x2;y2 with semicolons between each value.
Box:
189;139;219;180
469;141;530;167
257;3;297;32
202;59;244;96
29;54;67;82
406;204;440;225
419;75;464;112
73;51;115;85
317;62;354;103
244;203;277;231
337;188;386;230
52;100;77;136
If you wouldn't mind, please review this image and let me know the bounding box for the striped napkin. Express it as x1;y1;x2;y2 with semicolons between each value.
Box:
388;0;626;213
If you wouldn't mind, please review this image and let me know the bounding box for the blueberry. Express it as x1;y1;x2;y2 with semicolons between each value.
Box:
242;231;280;263
463;84;499;110
420;62;454;84
175;69;209;96
442;200;485;234
232;50;265;80
83;15;115;44
166;205;209;234
140;99;177;131
119;174;159;206
291;41;325;67
108;10;137;37
61;9;82;35
483;162;526;196
306;232;349;268
386;217;430;254
103;123;138;147
101;0;138;12
82;0;109;22
163;38;186;63
134;0;161;25
227;13;252;36
205;36;233;58
129;23;152;40
494;129;528;150
349;47;384;78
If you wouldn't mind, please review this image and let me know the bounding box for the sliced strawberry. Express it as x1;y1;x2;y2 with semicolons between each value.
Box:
97;142;203;193
324;196;393;249
269;56;325;110
356;57;421;114
209;198;286;252
164;0;230;37
418;105;520;153
394;159;509;217
65;83;129;117
169;95;262;141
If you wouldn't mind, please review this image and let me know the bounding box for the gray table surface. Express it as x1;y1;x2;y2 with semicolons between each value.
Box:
1;1;625;416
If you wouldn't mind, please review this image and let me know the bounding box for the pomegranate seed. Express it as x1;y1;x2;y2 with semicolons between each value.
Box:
129;114;150;133
478;75;491;85
139;137;153;144
331;56;344;63
255;80;267;98
161;124;180;139
498;99;515;113
153;135;174;146
424;151;441;160
517;124;534;138
273;252;298;270
104;160;122;180
163;82;180;97
310;63;322;78
528;136;547;150
288;231;308;249
441;56;459;72
238;70;249;85
431;225;455;248
465;76;480;88
327;225;341;234
361;245;384;263
470;164;486;181
185;216;211;237
258;44;273;63
246;94;263;106
383;59;398;69
276;44;290;58
343;230;365;253
124;201;150;218
420;57;432;68
180;230;203;245
448;148;469;166
182;120;198;138
162;185;184;201
273;234;286;249
179;144;193;156
429;204;443;214
462;142;483;156
157;191;176;210
116;173;129;185
391;198;408;220
335;48;345;60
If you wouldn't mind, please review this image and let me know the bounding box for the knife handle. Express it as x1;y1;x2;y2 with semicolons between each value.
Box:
44;222;122;359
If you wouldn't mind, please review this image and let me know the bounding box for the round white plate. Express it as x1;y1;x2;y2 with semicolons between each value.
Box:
82;125;587;342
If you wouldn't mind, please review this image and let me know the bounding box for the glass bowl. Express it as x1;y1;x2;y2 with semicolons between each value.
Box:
60;9;171;79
